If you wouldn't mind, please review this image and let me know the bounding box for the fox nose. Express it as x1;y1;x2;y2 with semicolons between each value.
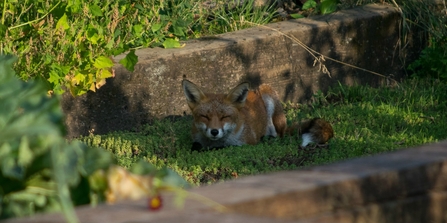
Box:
210;129;219;136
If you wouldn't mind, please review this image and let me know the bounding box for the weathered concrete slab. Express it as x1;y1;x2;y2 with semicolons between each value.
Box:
61;3;425;138
5;141;447;223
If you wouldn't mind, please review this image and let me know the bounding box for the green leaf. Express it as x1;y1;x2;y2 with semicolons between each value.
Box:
72;73;86;85
161;168;189;189
133;24;144;37
302;0;317;10
290;13;304;19
67;0;82;13
173;26;185;37
130;159;158;175
105;39;114;49
56;14;70;31
320;0;337;15
99;69;113;79
18;137;33;167
151;23;162;33
163;38;181;49
87;27;100;44
119;50;138;72
80;144;113;176
172;20;186;36
89;5;103;17
93;56;114;69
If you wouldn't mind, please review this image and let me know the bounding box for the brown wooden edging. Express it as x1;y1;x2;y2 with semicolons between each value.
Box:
61;3;425;139
5;140;447;223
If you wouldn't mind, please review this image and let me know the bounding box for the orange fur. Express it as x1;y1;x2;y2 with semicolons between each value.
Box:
182;80;333;150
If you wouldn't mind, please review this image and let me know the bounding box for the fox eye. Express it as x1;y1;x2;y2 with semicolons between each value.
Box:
200;115;210;120
220;115;231;120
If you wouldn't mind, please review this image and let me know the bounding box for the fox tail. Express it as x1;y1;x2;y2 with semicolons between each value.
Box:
286;118;334;147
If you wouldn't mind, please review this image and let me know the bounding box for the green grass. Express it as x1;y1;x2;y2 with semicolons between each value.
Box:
81;77;447;185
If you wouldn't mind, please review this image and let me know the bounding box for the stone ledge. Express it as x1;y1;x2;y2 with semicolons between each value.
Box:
61;4;425;138
5;140;447;223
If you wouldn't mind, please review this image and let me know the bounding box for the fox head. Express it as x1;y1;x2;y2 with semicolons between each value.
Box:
182;80;249;141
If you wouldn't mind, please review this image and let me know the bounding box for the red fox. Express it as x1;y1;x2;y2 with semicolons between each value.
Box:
182;79;334;151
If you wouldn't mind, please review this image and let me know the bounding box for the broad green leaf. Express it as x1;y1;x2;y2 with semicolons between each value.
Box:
290;13;304;19
133;24;144;37
302;0;317;10
73;73;86;85
173;26;185;37
56;14;70;31
88;170;108;193
320;0;337;15
130;159;158;175
134;4;144;11
119;50;138;72
151;23;162;33
163;38;181;49
172;19;186;36
18;137;33;166
114;28;121;39
111;47;126;56
160;168;189;189
93;56;113;69
81;145;113;176
48;71;61;84
98;69;113;79
89;5;103;17
105;39;114;49
67;0;82;13
87;27;100;44
2;157;24;180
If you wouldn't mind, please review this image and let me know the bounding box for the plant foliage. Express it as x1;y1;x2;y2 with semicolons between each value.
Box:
409;38;447;80
0;55;189;221
0;55;113;221
0;0;198;96
301;0;338;15
0;0;279;96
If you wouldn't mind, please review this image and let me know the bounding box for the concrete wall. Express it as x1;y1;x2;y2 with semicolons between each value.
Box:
61;4;425;138
6;140;447;223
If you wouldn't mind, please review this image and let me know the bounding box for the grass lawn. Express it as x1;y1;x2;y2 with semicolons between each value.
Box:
81;77;447;185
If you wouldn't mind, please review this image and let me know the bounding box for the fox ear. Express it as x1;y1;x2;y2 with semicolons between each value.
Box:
182;80;206;108
226;82;249;106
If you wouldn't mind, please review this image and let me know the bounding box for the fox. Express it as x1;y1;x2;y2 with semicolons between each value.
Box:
182;79;334;151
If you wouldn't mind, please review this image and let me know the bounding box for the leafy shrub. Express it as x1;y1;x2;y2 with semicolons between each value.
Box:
0;55;189;221
0;55;113;221
0;0;199;96
408;38;447;80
